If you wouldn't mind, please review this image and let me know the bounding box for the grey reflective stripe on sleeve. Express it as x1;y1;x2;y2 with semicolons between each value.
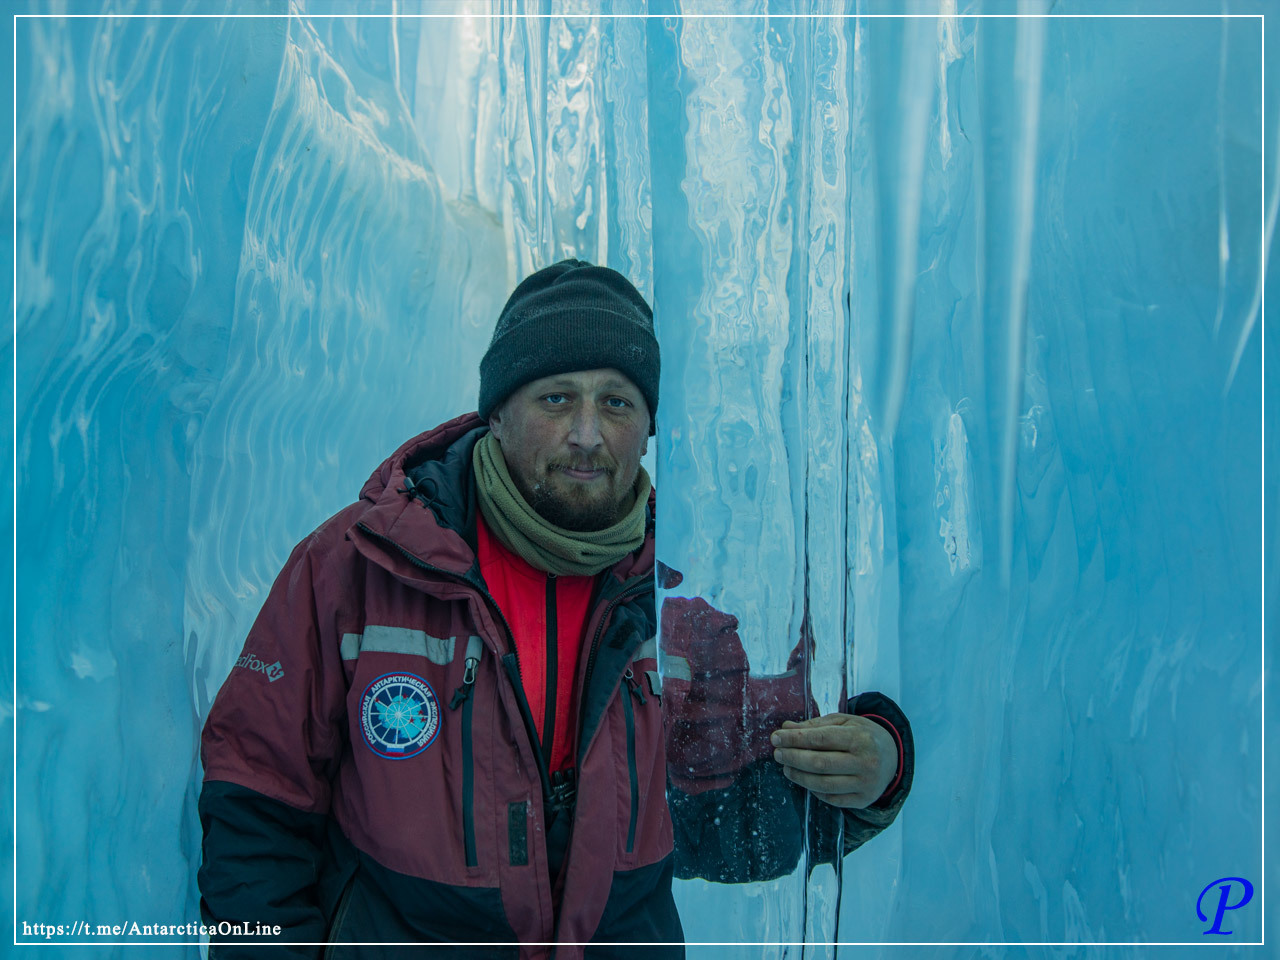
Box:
633;636;658;661
339;627;456;665
660;655;692;681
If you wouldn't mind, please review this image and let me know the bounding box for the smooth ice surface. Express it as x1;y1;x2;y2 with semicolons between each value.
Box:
7;1;1275;957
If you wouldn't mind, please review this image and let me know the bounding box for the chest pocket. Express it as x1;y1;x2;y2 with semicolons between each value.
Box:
341;627;487;870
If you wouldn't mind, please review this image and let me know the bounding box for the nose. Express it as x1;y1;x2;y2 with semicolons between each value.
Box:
566;405;604;453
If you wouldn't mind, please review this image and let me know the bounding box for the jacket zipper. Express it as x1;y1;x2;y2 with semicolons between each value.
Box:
542;573;557;768
447;636;483;867
461;691;477;867
550;575;653;946
355;522;554;868
621;668;643;853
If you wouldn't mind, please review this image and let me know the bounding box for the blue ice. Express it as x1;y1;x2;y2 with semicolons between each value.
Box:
7;1;1272;957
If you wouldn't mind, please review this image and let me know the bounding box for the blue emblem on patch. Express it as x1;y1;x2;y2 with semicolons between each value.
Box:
359;672;440;760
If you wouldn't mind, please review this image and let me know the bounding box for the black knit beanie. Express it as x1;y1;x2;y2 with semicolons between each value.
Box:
478;259;660;435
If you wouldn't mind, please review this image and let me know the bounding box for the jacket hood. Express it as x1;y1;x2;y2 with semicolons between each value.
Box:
350;412;487;579
351;411;656;585
358;411;487;507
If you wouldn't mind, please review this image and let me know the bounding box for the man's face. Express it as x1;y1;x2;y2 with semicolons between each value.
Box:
488;368;650;532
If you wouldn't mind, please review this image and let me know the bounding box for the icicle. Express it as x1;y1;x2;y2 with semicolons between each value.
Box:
881;15;937;441
1223;80;1277;397
997;7;1045;589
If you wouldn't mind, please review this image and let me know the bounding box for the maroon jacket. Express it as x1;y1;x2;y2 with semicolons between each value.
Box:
198;413;912;958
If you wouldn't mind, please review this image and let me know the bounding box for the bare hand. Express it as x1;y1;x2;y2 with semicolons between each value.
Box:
770;713;897;809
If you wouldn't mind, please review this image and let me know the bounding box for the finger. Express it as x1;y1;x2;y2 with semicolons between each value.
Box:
772;745;868;776
771;723;868;752
779;766;869;797
779;713;848;731
794;713;855;727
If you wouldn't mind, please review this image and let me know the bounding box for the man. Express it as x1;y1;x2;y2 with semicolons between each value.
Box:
198;260;913;958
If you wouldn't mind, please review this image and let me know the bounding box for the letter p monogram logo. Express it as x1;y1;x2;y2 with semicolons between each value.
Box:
1196;877;1253;935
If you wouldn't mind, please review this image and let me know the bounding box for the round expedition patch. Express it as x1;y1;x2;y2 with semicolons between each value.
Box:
359;672;440;760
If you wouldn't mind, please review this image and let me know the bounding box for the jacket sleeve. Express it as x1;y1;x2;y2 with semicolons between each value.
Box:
837;690;914;856
660;595;914;882
198;524;351;958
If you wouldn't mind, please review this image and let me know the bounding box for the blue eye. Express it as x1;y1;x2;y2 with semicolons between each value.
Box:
543;394;568;404
606;397;632;408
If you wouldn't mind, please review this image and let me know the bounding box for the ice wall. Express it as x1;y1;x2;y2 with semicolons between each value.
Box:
8;1;1274;957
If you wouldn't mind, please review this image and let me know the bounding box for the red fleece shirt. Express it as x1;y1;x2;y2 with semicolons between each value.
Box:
476;512;596;773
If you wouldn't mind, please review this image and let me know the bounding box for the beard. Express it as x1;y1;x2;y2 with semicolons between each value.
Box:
517;467;635;532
